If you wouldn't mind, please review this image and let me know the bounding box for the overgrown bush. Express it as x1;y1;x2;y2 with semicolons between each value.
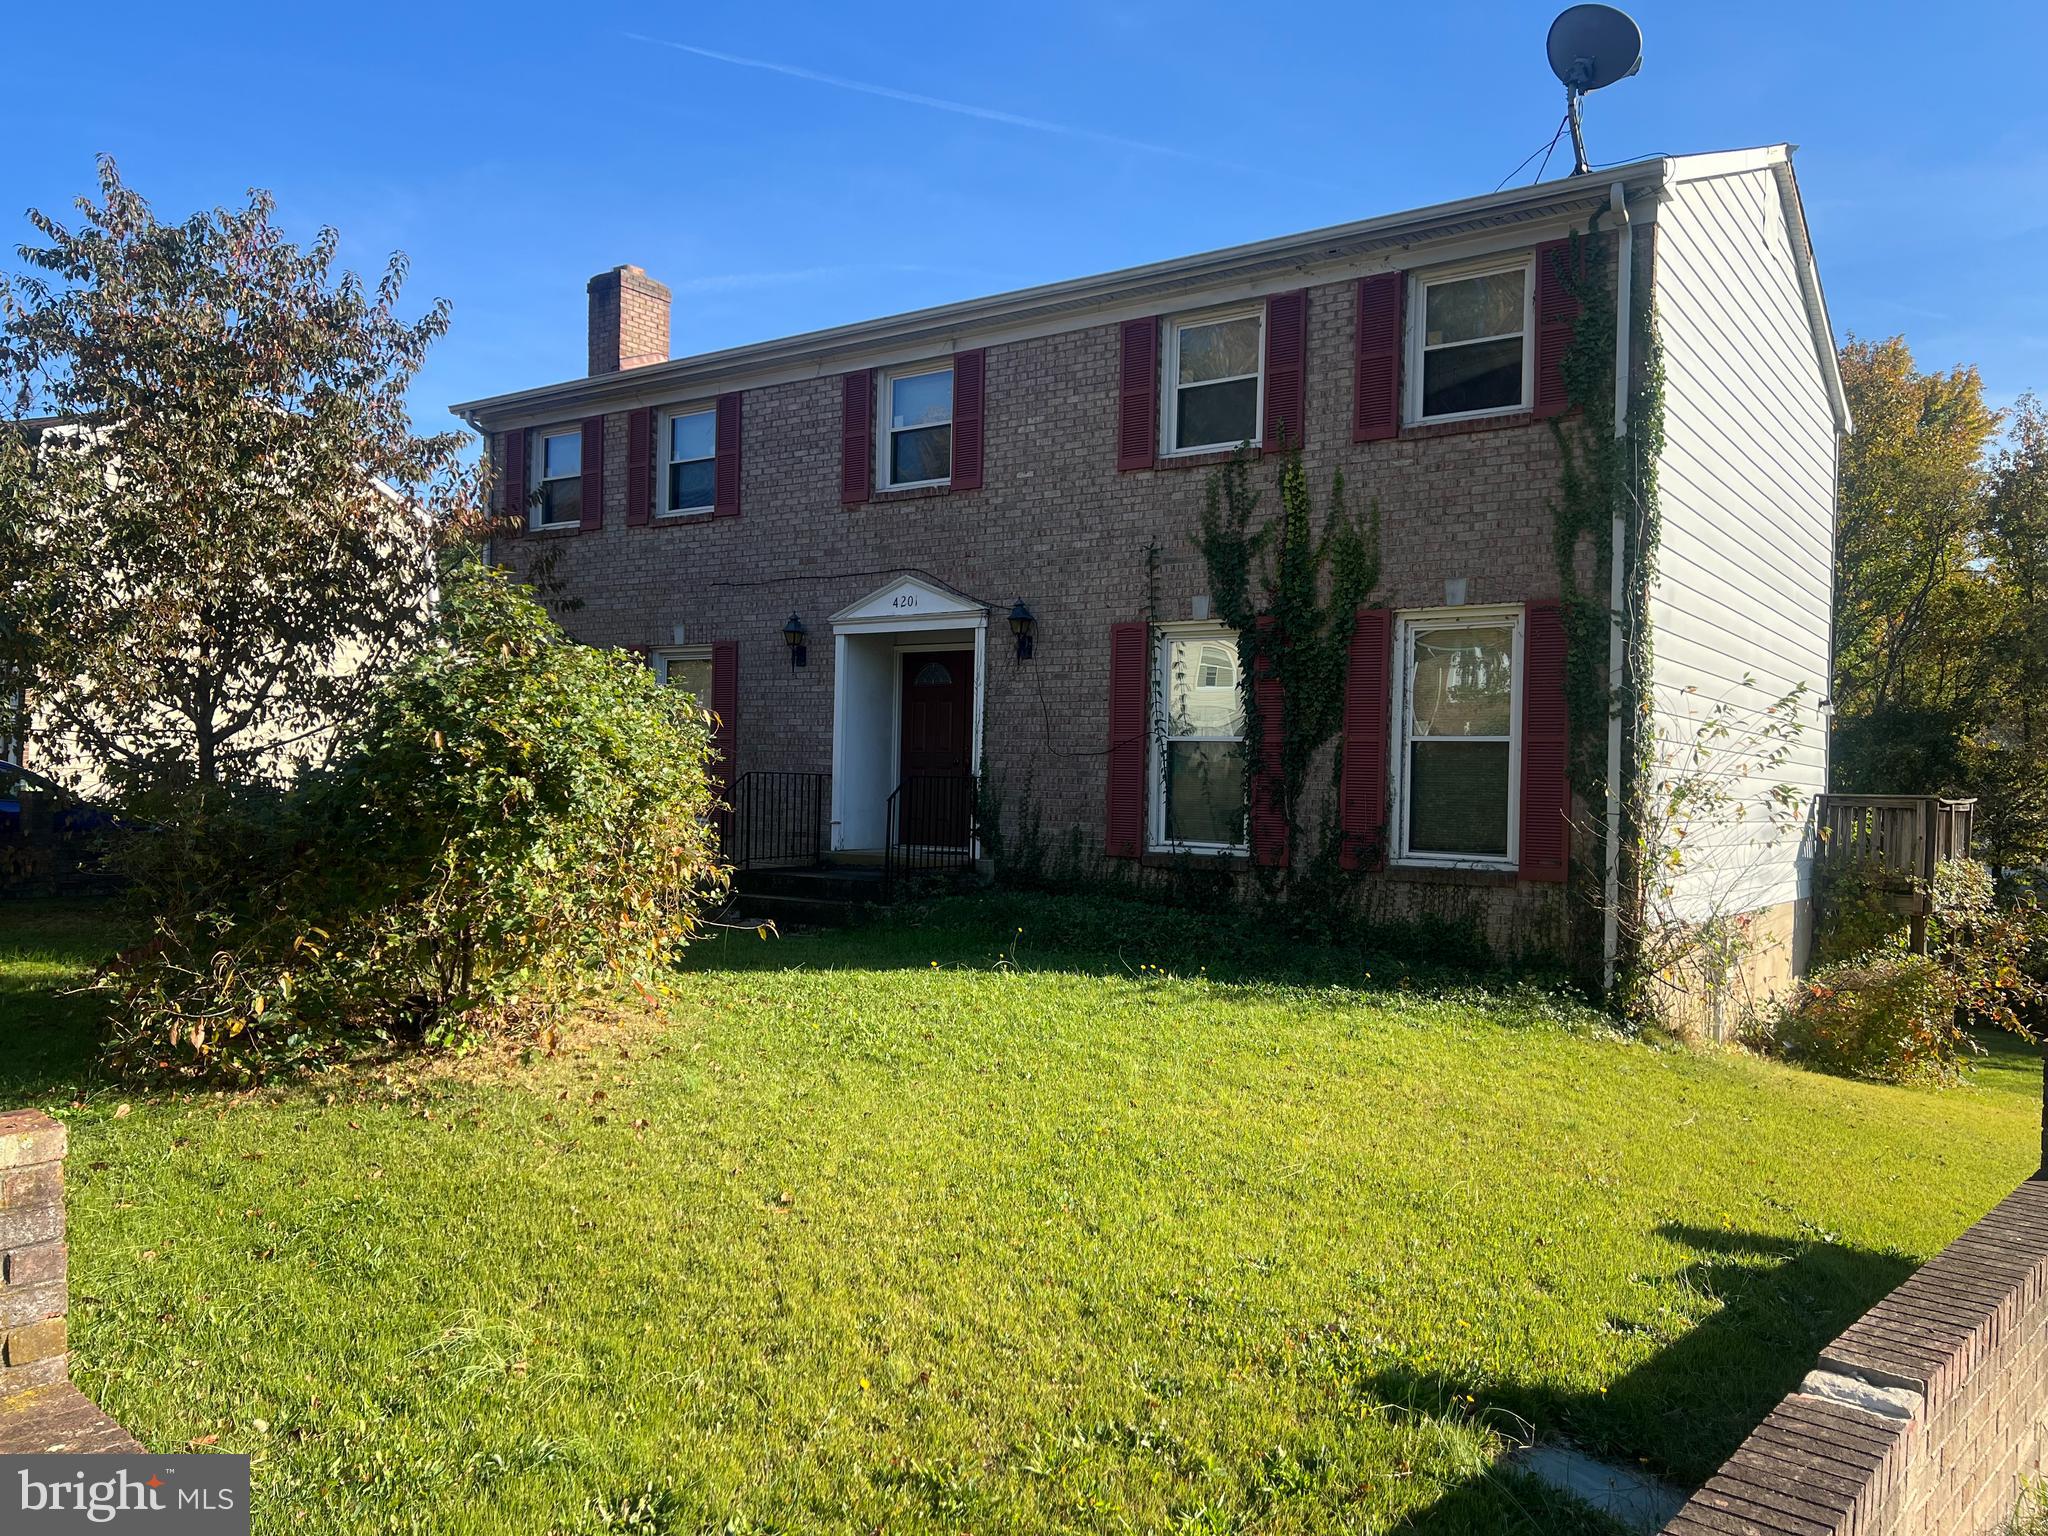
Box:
1812;859;1910;967
1773;951;1972;1083
101;562;725;1080
1783;858;2047;1082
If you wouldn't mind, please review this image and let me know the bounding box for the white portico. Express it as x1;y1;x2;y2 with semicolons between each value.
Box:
829;575;987;852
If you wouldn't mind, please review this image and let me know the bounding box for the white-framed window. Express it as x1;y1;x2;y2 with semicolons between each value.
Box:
1406;258;1534;425
654;646;713;702
1151;624;1247;853
877;364;953;490
1393;607;1523;868
531;426;583;528
1163;307;1263;456
660;406;717;516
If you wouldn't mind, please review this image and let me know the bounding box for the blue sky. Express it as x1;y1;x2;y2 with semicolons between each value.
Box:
8;0;2047;432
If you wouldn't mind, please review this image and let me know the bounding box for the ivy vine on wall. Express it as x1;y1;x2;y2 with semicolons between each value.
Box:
1194;445;1381;909
1546;209;1668;1002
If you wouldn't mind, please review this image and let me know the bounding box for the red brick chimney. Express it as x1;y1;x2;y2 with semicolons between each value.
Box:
587;264;671;375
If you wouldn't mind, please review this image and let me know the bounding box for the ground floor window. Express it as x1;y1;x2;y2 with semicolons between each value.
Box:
1394;608;1522;866
1153;626;1246;851
655;647;713;703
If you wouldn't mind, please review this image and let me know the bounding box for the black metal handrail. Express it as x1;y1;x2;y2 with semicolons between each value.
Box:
722;771;830;871
884;774;978;890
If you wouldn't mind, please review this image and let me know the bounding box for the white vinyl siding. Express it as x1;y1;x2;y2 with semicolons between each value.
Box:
1646;164;1838;922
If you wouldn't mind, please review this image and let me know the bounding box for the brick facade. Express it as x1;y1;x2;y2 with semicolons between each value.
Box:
497;256;1612;959
1664;1176;2048;1536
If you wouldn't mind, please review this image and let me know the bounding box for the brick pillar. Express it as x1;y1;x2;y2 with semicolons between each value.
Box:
587;264;671;376
0;1109;69;1397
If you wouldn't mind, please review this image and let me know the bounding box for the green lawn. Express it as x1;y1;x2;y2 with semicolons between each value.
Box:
2;893;2039;1535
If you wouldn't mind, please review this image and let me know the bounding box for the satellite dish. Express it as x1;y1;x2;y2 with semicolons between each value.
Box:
1545;5;1643;175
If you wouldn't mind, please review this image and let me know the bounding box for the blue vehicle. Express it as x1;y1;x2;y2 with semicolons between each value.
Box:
0;760;123;892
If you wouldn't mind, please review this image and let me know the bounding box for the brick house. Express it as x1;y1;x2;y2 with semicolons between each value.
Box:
454;145;1847;998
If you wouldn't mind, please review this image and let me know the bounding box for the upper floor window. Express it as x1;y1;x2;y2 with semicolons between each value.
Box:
879;365;952;489
662;407;716;516
1409;261;1532;423
1394;609;1522;866
1154;626;1246;852
532;427;582;528
1165;309;1262;454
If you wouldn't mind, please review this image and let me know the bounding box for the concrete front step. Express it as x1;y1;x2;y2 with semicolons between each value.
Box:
728;891;868;930
738;866;888;904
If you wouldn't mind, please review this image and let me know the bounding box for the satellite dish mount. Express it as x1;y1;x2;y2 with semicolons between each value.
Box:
1545;5;1643;176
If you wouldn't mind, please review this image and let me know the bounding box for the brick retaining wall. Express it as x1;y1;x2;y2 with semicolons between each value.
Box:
0;1107;140;1453
0;1108;69;1396
1663;1177;2048;1536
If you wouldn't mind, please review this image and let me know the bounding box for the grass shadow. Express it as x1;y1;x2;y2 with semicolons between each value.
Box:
1358;1222;1919;1531
688;885;1590;1013
0;896;134;1102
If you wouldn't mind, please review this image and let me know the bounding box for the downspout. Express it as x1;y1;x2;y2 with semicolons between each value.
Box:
1602;181;1632;998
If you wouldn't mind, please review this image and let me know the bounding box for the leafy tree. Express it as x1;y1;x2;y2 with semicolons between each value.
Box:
1978;393;2048;868
102;561;726;1081
1833;336;2000;725
1831;337;2002;799
0;157;471;795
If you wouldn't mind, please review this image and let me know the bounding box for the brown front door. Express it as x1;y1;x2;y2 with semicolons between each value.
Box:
898;650;973;845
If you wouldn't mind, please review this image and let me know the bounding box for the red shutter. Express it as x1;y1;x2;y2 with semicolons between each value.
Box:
713;392;742;518
626;408;653;526
1248;642;1289;868
1116;318;1158;472
710;640;740;812
1105;622;1149;857
950;348;985;491
1263;290;1308;452
1533;238;1585;420
579;416;605;530
840;370;872;505
1340;607;1394;869
1353;274;1404;442
501;428;527;536
1519;600;1570;882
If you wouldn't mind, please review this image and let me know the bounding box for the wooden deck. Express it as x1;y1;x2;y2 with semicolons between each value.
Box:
1816;793;1977;951
0;1382;142;1454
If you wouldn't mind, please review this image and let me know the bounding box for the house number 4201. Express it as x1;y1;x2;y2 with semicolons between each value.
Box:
891;594;919;609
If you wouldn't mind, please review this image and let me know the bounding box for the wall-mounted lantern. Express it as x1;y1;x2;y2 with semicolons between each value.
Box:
782;613;808;671
1008;600;1036;661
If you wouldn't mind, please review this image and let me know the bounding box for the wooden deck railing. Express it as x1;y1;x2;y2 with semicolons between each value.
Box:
1816;794;1976;885
1816;794;1976;950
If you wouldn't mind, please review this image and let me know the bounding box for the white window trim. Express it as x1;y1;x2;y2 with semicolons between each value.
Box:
1161;306;1265;459
1148;620;1248;856
531;425;583;529
657;403;718;519
653;645;714;694
1404;257;1536;427
1391;605;1524;871
875;363;954;492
